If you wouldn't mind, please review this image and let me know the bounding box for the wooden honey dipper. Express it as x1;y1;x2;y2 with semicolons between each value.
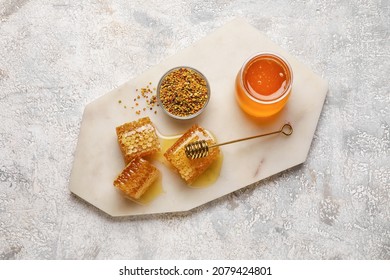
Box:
184;123;293;159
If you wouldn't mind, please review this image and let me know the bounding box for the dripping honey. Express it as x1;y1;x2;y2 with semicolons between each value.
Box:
131;174;163;205
128;131;222;204
235;53;293;118
156;134;223;188
190;155;223;188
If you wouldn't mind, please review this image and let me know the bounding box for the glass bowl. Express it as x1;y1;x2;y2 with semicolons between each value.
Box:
157;66;210;120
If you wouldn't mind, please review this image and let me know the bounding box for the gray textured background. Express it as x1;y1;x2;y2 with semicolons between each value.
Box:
0;0;389;259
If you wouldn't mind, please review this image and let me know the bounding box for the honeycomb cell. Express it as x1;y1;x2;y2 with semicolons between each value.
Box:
116;117;161;164
113;157;160;200
164;125;220;185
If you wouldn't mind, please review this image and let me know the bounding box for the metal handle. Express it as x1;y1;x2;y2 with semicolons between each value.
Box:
209;123;293;148
184;123;293;159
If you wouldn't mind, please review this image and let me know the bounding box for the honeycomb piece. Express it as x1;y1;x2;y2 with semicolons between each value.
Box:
164;125;220;185
113;157;160;200
116;117;160;164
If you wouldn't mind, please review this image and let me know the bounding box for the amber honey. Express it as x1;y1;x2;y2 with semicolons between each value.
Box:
190;155;223;188
115;119;222;205
155;132;223;188
133;175;163;205
235;53;293;118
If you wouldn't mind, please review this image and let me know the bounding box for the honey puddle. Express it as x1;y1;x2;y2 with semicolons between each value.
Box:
190;155;223;188
131;173;163;205
156;133;223;188
137;131;223;204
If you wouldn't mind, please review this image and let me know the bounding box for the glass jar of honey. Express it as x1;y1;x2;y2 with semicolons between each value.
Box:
235;53;293;118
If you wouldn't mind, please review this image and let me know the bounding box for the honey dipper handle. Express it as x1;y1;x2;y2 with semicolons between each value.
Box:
209;123;293;148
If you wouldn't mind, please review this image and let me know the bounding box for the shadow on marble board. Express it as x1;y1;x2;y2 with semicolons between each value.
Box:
69;192;202;222
69;163;305;222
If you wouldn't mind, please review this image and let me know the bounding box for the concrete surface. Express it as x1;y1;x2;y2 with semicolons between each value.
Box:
0;0;389;259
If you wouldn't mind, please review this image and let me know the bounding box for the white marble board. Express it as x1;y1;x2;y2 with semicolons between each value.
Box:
69;18;328;217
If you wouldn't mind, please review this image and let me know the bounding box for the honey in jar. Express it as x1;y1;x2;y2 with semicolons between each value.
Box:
235;53;293;118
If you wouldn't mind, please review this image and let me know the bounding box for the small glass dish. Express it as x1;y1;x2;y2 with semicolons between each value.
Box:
157;66;210;120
